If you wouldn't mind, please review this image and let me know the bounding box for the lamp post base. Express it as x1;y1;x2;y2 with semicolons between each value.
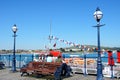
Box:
12;59;16;72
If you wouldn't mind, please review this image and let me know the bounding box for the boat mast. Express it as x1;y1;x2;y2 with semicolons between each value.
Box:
49;19;52;43
48;19;52;50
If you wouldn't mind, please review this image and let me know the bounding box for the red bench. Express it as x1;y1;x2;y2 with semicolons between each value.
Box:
20;61;43;76
20;61;62;77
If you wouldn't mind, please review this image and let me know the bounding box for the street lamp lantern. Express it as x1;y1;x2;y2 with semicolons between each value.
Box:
94;7;103;22
12;24;18;72
93;7;105;80
12;24;18;33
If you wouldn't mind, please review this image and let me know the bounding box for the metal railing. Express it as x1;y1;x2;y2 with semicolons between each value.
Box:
0;54;34;68
0;53;120;79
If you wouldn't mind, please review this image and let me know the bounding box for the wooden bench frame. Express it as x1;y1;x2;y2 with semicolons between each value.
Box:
20;61;61;77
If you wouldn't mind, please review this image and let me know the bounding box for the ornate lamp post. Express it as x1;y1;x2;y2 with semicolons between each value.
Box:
93;7;105;80
12;24;18;72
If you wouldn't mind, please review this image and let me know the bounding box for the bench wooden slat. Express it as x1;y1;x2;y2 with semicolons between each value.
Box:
20;61;62;76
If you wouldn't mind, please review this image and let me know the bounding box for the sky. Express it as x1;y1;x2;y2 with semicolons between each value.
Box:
0;0;120;50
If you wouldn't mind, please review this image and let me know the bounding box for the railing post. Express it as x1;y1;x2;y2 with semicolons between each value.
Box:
8;55;10;68
19;55;21;68
110;56;114;79
0;55;1;61
32;54;34;61
84;53;87;76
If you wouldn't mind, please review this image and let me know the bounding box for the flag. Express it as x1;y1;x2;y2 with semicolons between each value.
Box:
117;51;120;63
108;51;114;66
53;43;56;47
45;45;49;49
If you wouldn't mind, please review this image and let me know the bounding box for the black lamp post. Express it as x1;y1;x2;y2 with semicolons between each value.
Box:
93;7;105;80
12;24;18;72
